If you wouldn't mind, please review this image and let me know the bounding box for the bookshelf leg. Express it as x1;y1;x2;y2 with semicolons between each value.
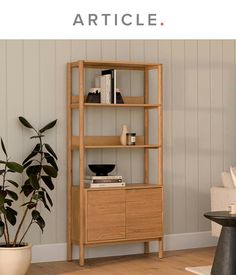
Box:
144;241;150;254
158;238;163;259
67;241;72;261
79;244;85;266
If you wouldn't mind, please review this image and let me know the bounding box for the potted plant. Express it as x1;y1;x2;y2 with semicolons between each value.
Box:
0;117;57;275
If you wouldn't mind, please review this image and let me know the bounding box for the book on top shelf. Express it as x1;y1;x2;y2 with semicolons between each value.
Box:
102;69;116;104
100;74;111;104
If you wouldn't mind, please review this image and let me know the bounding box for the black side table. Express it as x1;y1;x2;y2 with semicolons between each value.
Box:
204;211;236;275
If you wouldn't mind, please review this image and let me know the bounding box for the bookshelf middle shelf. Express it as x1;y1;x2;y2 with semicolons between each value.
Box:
71;136;161;149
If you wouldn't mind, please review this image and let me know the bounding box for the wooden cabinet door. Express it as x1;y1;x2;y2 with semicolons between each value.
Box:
86;190;125;242
126;188;163;240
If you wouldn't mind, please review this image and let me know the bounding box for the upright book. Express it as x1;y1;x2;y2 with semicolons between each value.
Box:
102;69;116;104
100;74;111;103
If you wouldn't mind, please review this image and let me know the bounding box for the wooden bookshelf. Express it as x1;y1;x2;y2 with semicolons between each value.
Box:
67;60;164;266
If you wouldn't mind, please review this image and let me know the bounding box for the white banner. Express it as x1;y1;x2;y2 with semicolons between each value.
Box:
0;0;235;39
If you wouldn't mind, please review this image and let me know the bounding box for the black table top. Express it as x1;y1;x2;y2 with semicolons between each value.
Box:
204;211;236;227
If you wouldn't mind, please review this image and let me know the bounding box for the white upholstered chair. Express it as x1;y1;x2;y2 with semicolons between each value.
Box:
210;168;236;236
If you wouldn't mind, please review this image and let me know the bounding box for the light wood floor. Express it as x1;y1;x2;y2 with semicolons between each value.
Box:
27;247;215;275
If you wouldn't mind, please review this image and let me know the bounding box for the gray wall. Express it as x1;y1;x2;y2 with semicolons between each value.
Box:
0;40;235;245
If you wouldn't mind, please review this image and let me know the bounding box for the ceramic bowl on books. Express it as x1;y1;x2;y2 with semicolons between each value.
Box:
88;164;115;176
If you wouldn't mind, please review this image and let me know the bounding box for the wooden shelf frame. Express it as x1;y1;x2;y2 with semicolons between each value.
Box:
67;60;164;266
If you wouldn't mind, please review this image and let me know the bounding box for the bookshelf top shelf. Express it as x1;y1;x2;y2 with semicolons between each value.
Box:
69;60;162;71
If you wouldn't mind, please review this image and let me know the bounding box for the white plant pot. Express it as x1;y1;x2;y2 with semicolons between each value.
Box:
0;243;32;275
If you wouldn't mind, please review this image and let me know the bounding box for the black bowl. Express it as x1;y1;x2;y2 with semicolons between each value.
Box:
88;164;115;176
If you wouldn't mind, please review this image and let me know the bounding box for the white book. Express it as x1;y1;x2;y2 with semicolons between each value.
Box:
101;69;116;104
100;74;111;104
105;74;111;103
88;182;126;188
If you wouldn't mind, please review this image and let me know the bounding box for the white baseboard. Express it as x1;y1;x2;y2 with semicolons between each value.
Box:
32;231;217;263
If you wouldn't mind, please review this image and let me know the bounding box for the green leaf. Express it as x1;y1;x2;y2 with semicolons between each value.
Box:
29;174;40;190
1;138;7;157
32;210;40;220
44;153;58;171
7;169;16;173
5;198;13;206
6;207;17;226
23;143;40;164
6;190;18;201
36;215;45;232
26;165;41;177
23;152;37;165
45;191;53;207
0;220;4;237
21;185;34;197
39;119;57;133
0;191;7;207
19;116;34;129
6;162;24;173
23;160;33;169
44;144;57;160
7;180;19;188
43;165;57;178
6;207;17;216
38;191;50;211
41;176;54;190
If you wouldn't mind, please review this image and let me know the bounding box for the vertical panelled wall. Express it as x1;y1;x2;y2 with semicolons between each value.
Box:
0;40;235;245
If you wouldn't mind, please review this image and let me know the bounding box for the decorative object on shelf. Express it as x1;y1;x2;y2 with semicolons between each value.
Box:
126;133;136;145
88;164;115;176
228;203;236;214
116;88;124;104
86;88;101;103
0;116;58;275
120;124;128;145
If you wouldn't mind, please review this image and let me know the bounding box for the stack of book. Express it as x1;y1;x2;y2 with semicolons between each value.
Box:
85;175;125;188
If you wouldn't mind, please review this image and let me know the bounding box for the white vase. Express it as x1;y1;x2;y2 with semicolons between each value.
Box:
120;125;128;145
0;243;32;275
